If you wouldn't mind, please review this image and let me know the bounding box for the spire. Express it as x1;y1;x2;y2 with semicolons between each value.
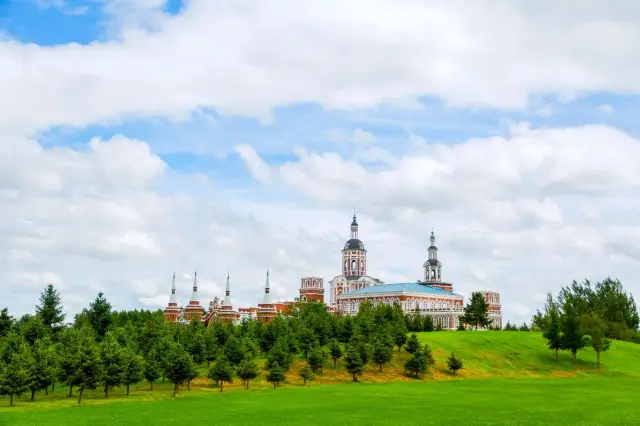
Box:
223;271;232;307
190;270;199;303
350;210;359;239
168;271;178;305
263;269;272;305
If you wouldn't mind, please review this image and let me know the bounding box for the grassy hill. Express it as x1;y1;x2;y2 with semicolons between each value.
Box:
1;331;639;419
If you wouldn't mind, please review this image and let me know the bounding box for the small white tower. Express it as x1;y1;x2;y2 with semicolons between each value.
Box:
423;230;442;283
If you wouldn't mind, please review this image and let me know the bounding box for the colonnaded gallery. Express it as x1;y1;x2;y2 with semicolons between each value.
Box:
163;214;502;330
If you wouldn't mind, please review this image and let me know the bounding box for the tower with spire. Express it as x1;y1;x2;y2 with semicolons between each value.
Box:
342;211;367;277
217;271;240;324
422;230;453;292
184;271;203;322
257;269;278;323
163;271;181;323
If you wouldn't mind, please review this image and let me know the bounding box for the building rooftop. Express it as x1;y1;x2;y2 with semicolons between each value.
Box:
342;282;461;297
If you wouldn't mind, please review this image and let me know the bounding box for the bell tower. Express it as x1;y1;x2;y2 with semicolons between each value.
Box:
423;230;442;283
342;212;367;277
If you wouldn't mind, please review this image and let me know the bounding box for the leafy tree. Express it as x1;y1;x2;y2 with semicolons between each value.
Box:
87;292;113;339
582;313;611;368
0;308;15;338
461;292;492;330
122;348;144;396
343;345;364;382
223;336;247;366
236;358;259;389
75;338;103;404
265;341;293;371
0;342;31;406
204;329;219;367
208;357;234;392
561;310;588;363
404;333;421;355
28;339;54;401
391;322;408;352
186;360;198;391
372;340;393;372
266;363;285;389
543;305;563;361
143;353;161;390
21;315;49;346
100;333;125;398
299;364;313;385
35;284;65;334
55;328;86;396
329;339;343;368
165;344;193;397
447;352;463;375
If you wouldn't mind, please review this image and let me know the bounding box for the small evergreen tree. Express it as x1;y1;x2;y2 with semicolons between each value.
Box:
372;340;393;372
404;333;421;354
582;313;611;368
35;284;65;334
543;306;563;361
0;308;14;338
298;326;319;359
461;292;492;330
165;345;193;397
447;352;463;375
100;333;125;398
266;363;285;389
561;311;588;363
265;341;293;371
343;345;364;382
0;344;31;406
75;339;103;404
422;344;436;370
236;358;259;389
329;339;343;368
223;336;246;366
307;348;325;377
391;323;408;352
299;364;313;385
422;315;435;332
143;353;161;391
519;323;530;331
404;354;422;378
208;357;234;392
28;339;54;401
122;348;144;396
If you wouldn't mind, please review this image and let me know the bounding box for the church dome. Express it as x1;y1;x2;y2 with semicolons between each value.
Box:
344;238;365;250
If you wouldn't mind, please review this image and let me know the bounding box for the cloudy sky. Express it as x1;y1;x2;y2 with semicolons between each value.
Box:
1;0;640;324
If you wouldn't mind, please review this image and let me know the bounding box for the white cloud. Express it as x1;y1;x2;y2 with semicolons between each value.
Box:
3;1;640;133
598;104;614;114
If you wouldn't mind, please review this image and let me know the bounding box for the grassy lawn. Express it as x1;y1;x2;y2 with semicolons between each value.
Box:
1;332;639;425
2;377;639;425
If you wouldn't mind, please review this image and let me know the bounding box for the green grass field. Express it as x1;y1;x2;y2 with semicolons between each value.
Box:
2;332;639;425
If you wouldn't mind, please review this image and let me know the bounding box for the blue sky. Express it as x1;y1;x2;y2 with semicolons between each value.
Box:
2;0;640;323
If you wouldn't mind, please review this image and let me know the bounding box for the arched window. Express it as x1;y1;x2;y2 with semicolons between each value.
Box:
351;259;357;271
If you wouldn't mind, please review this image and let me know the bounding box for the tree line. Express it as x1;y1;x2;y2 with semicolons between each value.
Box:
0;285;471;406
532;277;639;367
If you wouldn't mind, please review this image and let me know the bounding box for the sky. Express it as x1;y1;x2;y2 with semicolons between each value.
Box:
2;0;640;324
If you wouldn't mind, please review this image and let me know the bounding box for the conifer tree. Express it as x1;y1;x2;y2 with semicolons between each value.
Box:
143;353;161;391
404;333;421;354
298;326;319;359
343;345;364;382
28;339;54;401
582;313;612;368
447;352;463;375
543;306;563;361
186;360;198;390
122;348;144;396
561;310;588;363
100;333;125;398
391;322;408;352
461;292;492;330
75;339;103;404
236;358;259;389
0;342;31;406
0;308;14;338
208;357;234;392
166;344;193;397
372;340;393;372
299;364;313;385
404;354;422;378
307;348;325;377
35;284;65;334
422;344;436;370
266;363;285;389
87;292;113;339
329;339;343;368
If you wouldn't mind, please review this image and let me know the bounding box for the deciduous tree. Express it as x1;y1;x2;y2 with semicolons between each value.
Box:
329;339;343;368
343;345;364;382
236;358;259;389
208;357;234;392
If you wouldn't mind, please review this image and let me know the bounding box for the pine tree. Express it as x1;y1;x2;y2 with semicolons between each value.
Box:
543;306;563;361
582;313;612;368
266;363;285;389
165;345;193;397
28;339;54;401
0;308;14;338
447;352;463;375
391;322;408;352
265;341;293;371
75;339;103;404
372;340;393;372
299;364;313;385
143;353;161;391
87;293;113;339
236;358;259;389
122;348;144;396
223;336;246;366
307;348;325;377
329;339;343;368
208;357;234;392
404;333;421;354
561;310;588;363
422;344;436;370
35;284;65;334
0;343;31;406
100;333;125;398
343;345;364;382
404;354;422;378
461;292;492;330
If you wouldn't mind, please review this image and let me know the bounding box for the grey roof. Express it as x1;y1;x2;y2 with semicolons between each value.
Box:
425;259;441;266
344;238;365;250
